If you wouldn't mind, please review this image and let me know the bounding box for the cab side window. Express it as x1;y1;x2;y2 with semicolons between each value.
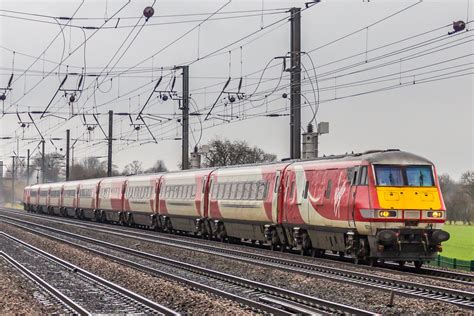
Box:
325;179;332;199
358;166;368;185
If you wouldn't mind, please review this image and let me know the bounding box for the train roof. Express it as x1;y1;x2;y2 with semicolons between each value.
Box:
294;149;433;166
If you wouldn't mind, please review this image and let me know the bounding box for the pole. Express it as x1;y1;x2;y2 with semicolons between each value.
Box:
26;149;30;185
290;7;301;159
11;156;15;204
107;110;113;177
72;145;75;166
66;129;70;181
182;66;190;170
41;139;45;183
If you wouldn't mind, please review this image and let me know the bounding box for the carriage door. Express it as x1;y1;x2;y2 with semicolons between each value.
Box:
272;170;281;223
347;167;358;229
295;168;309;224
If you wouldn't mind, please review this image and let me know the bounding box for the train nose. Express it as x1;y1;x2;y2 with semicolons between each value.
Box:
431;230;450;243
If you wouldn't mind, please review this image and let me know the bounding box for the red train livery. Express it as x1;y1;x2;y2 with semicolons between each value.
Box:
23;149;450;267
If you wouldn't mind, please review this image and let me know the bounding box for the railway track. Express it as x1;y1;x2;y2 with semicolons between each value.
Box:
2;209;474;311
2;207;471;285
0;216;375;316
0;232;178;316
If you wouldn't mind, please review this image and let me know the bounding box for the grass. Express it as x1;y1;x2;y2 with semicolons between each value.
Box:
441;224;474;260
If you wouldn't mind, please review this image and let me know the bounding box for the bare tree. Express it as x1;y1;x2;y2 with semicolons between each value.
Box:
202;138;277;167
439;172;474;224
460;170;474;224
32;153;64;183
70;157;118;180
145;160;168;173
122;160;143;176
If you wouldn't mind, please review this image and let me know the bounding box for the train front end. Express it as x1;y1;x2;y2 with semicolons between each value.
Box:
357;151;450;266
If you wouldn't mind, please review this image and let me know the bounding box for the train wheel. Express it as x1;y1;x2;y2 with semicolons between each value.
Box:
414;261;423;269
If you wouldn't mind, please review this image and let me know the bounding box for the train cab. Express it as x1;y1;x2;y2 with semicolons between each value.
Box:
355;151;450;266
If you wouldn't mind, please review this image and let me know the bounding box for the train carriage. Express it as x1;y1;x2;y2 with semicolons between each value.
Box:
62;181;80;217
207;163;287;242
97;177;127;223
77;178;102;219
123;174;162;227
275;150;449;265
158;169;212;234
37;184;50;213
23;186;31;210
47;182;64;216
26;184;40;212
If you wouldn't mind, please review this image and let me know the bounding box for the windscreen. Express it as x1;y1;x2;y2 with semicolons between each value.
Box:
374;166;404;186
405;166;434;187
374;165;434;187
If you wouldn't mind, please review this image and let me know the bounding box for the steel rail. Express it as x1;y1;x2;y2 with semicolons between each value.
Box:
0;231;179;316
0;251;89;315
1;217;375;316
4;207;472;285
31;217;471;310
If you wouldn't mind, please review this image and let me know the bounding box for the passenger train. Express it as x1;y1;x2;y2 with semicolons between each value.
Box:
23;149;450;268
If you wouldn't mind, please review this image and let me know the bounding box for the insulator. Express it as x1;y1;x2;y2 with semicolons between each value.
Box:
453;20;466;32
143;6;155;19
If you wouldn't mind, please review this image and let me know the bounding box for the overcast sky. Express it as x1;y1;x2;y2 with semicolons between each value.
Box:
0;0;472;179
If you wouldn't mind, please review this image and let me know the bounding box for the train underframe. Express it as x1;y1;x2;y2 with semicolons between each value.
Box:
25;203;449;268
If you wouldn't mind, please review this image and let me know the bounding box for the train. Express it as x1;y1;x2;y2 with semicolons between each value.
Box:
23;149;450;268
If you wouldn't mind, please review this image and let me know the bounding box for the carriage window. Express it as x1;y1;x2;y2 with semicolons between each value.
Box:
188;185;191;198
217;183;225;199
242;183;251;200
375;166;404;186
236;183;244;200
256;181;267;200
229;183;237;200
190;185;196;198
249;182;258;200
223;183;232;200
211;183;217;199
303;181;309;199
406;166;434;187
289;181;295;198
325;179;332;199
274;175;280;193
202;176;207;193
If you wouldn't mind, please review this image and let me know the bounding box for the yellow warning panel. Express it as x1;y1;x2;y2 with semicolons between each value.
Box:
376;187;442;210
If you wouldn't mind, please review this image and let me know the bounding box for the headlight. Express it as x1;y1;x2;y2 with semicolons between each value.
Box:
378;210;397;218
427;211;443;218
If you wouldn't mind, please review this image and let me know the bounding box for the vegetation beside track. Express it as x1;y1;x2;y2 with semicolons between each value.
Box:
442;224;474;260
